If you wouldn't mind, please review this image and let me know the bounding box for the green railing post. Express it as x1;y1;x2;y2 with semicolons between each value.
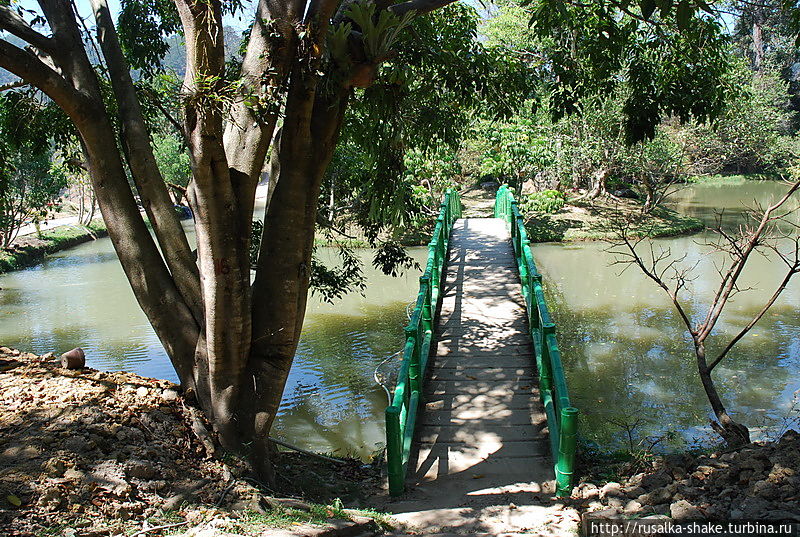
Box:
385;405;404;496
407;328;420;395
555;407;579;497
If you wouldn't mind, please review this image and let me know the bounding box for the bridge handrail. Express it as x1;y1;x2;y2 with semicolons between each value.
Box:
385;188;462;496
494;185;579;497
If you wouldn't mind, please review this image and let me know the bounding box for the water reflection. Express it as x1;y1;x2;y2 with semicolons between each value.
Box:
0;234;426;458
535;180;800;450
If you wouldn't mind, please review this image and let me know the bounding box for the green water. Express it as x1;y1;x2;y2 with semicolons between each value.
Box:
533;180;800;451
0;180;797;456
0;234;426;458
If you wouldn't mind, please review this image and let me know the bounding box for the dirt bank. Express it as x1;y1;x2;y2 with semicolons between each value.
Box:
0;349;386;537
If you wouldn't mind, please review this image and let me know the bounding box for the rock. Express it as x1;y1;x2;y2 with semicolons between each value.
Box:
63;468;85;481
740;496;771;518
607;497;624;509
641;470;672;490
625;486;646;499
88;461;131;497
651;503;671;516
670;499;703;520
42;457;67;477
37;486;64;510
126;460;157;480
135;386;149;398
639;487;672;506
162;388;179;402
60;348;85;369
63;436;94;453
40;352;54;360
588;507;621;519
600;481;624;499
624;500;642;514
752;479;780;500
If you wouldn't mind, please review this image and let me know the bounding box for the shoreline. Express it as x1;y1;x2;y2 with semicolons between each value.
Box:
0;220;108;275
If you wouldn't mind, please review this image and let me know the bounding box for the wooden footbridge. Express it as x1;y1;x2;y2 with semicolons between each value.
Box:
384;187;578;512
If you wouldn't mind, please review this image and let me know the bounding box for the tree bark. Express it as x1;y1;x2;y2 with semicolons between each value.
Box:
695;342;751;447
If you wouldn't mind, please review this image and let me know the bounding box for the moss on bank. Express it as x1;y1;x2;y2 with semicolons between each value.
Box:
524;198;705;243
0;220;107;274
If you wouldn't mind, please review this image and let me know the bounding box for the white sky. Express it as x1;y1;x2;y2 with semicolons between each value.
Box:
16;0;253;31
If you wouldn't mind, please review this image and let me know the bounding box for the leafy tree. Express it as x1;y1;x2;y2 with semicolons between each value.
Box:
0;0;783;479
0;0;530;480
0;93;67;247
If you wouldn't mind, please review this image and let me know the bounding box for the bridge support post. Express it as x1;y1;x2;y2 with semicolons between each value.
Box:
555;406;579;497
386;405;404;496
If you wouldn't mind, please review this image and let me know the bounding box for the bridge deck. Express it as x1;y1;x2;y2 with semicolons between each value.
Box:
386;218;559;534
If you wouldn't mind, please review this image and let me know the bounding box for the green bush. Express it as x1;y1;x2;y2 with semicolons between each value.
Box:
521;190;565;214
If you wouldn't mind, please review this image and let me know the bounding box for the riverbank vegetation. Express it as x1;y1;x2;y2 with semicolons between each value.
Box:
0;220;107;274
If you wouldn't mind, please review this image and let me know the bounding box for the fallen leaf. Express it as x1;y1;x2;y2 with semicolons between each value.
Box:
471;474;484;479
6;494;21;507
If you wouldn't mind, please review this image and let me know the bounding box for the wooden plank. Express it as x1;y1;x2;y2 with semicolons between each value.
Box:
408;218;550;492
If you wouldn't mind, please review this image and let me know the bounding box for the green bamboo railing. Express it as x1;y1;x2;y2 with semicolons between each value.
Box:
385;189;462;496
494;185;579;497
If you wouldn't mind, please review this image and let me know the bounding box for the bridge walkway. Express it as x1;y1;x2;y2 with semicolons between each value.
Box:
384;218;567;535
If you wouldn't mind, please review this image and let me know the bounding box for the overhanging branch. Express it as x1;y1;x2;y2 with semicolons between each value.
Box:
0;5;57;55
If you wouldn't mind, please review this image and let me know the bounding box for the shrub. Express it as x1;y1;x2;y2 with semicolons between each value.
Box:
521;189;566;214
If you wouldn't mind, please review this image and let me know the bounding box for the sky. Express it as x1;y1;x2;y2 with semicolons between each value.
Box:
15;0;253;31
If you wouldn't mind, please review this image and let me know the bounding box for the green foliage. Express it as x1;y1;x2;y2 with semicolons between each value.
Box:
0;94;69;248
521;189;565;214
152;133;191;187
525;0;734;143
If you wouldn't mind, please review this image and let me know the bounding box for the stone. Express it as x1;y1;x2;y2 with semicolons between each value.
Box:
625;486;646;499
670;499;703;520
600;481;624;499
135;386;149;398
588;508;621;519
161;388;179;402
126;460;157;480
37;487;64;510
641;470;672;490
740;496;771;518
87;461;131;497
624;500;642;514
63;468;85;481
42;457;66;477
639;487;672;506
651;504;671;516
40;352;54;360
752;479;780;500
63;436;94;453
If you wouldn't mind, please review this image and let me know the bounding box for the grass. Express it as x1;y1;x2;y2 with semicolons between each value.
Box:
524;198;704;243
0;219;108;274
686;173;782;184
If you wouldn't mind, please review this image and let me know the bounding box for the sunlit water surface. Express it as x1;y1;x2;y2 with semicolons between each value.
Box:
533;180;800;450
1;181;798;455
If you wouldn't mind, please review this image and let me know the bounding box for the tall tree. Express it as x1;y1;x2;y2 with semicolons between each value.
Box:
0;0;782;477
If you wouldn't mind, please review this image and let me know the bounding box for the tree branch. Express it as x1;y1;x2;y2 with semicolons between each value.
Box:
388;0;458;16
0;38;84;116
0;5;57;54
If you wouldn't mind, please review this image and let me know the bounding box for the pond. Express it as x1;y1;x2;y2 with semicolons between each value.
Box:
0;232;426;459
0;179;797;456
533;179;800;451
